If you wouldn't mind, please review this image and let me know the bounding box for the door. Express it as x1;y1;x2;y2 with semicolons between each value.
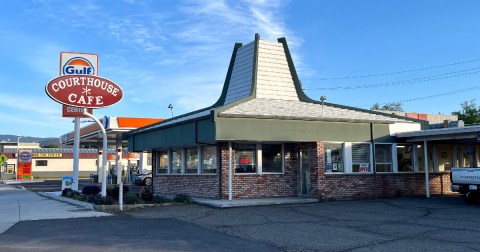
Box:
299;149;311;196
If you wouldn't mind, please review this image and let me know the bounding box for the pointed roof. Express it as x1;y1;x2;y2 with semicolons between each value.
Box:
130;34;418;135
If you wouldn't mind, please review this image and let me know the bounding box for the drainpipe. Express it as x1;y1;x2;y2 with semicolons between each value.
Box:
424;139;430;198
370;123;375;174
228;141;232;201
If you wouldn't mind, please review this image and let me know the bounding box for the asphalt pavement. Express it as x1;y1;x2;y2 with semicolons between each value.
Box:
0;183;109;234
1;181;480;251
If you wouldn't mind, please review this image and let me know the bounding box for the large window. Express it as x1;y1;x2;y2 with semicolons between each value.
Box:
375;144;393;172
185;147;198;174
170;149;183;174
234;144;256;174
35;160;47;166
324;143;344;173
262;144;283;173
202;146;217;174
397;144;414;172
157;151;168;174
352;143;371;172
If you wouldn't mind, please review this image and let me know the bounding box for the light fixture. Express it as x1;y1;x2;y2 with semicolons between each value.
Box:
168;104;174;117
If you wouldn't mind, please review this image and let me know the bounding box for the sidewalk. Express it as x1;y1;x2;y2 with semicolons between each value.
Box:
0;184;110;234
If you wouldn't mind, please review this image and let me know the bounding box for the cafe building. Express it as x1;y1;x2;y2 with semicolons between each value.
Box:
125;34;454;200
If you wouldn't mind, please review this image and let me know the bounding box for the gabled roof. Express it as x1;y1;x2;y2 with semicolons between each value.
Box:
127;34;418;137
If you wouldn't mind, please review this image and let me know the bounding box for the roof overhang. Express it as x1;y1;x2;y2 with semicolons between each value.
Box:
396;126;480;142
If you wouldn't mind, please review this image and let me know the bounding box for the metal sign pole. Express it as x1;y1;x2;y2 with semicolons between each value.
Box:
83;109;108;197
72;117;80;190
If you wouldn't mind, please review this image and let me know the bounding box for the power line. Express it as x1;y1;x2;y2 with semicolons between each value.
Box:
304;67;480;91
357;85;480;108
307;58;480;81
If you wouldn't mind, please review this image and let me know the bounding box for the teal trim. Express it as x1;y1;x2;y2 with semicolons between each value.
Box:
277;37;424;124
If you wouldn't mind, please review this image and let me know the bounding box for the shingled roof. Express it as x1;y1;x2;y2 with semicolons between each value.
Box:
131;34;417;135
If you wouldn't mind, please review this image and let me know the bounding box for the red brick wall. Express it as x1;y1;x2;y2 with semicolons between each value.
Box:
152;142;454;201
153;175;220;199
220;143;301;199
311;142;454;200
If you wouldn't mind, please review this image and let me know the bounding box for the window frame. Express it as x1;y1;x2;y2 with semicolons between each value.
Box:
260;143;284;174
35;160;48;166
234;143;257;175
185;147;199;174
324;142;345;173
374;143;394;173
351;142;373;173
201;145;218;175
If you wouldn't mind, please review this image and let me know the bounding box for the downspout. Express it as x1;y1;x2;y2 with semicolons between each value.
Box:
228;141;232;200
424;139;430;198
370;123;376;174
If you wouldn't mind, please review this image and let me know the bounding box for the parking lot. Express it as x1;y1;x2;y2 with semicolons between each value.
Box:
127;196;480;251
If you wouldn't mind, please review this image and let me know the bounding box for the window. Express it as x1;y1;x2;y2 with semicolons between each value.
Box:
352;143;371;172
157;151;168;174
147;152;152;166
375;144;393;172
170;149;183;174
324;143;344;173
202;146;217;174
185;147;198;174
262;144;283;173
397;144;414;172
36;160;47;166
234;144;256;174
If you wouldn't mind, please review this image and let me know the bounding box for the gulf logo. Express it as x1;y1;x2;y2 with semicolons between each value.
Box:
62;57;95;75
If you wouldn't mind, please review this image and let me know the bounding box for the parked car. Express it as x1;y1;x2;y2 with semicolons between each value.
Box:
451;167;480;202
134;172;152;186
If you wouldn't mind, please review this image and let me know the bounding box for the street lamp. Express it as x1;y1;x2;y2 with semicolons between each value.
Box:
168;104;173;118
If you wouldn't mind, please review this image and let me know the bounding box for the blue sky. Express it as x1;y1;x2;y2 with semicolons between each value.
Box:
1;0;480;137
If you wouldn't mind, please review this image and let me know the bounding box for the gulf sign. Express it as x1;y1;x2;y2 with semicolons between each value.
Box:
45;75;123;108
62;57;95;75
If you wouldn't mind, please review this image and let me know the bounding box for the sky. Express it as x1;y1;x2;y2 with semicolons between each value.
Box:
1;0;480;137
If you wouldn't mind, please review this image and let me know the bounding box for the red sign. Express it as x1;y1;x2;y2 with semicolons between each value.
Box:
17;150;32;180
45;75;123;108
62;106;93;118
239;157;251;164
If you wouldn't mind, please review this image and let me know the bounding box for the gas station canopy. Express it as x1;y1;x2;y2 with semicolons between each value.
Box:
60;117;163;146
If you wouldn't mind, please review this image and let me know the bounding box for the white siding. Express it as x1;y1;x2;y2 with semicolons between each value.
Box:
224;42;255;104
256;40;298;101
389;122;422;135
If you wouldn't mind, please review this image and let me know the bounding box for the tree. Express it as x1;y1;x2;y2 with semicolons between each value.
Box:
370;102;404;112
453;100;480;125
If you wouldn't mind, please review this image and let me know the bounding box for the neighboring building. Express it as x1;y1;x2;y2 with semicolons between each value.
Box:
124;34;458;201
0;148;146;179
376;111;459;129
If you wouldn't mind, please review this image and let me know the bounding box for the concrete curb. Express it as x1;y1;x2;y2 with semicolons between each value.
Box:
37;192;96;210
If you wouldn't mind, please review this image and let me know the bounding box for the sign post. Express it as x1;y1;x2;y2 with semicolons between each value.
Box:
46;56;123;197
60;52;98;191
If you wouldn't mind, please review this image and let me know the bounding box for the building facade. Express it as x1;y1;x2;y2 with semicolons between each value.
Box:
125;34;456;200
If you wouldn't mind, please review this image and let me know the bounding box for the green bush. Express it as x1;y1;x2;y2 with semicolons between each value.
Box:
152;196;171;204
62;188;81;199
82;185;101;195
123;192;143;204
173;194;191;204
108;185;129;199
85;195;114;205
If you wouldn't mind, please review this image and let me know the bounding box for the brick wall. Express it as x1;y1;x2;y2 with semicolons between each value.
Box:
311;142;454;200
153;175;220;199
220;143;300;199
